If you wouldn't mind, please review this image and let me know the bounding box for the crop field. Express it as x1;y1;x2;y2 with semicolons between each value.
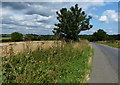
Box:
0;37;11;40
0;37;11;42
0;37;10;40
1;41;57;57
1;40;93;83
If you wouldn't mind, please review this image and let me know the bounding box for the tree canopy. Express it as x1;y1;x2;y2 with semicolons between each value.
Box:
24;34;39;41
53;4;93;42
11;32;23;41
93;29;108;41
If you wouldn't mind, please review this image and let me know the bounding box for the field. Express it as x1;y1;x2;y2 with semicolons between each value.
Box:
0;37;11;42
1;41;56;57
1;40;93;83
97;40;120;48
0;37;11;40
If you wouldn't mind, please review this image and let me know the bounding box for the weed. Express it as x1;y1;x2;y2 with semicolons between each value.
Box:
2;41;93;83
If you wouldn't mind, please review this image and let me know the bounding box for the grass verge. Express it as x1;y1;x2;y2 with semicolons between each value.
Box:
2;41;93;83
97;40;120;48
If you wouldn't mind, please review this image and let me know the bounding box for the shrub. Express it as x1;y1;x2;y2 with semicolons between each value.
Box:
11;32;23;41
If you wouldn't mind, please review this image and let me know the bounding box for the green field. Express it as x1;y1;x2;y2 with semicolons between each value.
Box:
0;37;11;40
2;41;93;83
0;37;11;42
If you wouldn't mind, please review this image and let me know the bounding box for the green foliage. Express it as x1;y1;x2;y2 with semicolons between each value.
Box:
1;39;11;42
80;35;94;42
1;34;11;42
107;34;120;40
1;34;11;37
24;34;56;41
39;35;56;40
1;34;57;42
1;33;119;42
80;34;120;42
11;32;23;41
93;29;108;41
53;4;93;42
2;42;93;83
97;40;120;48
24;34;39;41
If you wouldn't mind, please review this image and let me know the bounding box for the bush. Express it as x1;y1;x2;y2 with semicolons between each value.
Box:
11;32;23;41
2;39;11;42
24;34;39;41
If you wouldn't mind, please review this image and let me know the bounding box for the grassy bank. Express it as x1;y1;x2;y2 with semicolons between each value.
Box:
97;40;120;48
2;40;93;83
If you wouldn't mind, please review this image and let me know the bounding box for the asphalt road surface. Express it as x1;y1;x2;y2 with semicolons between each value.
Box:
89;43;119;83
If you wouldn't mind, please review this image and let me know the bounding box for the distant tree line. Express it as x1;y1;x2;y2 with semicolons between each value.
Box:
80;29;120;41
1;34;11;37
1;32;56;42
80;34;120;42
1;29;120;42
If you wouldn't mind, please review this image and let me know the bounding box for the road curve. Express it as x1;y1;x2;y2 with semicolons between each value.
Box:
89;43;119;83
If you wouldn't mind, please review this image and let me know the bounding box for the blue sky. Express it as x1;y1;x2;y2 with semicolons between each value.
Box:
1;1;119;35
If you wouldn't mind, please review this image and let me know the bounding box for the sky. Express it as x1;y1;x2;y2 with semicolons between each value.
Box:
0;1;119;35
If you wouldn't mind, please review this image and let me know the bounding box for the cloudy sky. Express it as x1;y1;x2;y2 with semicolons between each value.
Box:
1;1;119;35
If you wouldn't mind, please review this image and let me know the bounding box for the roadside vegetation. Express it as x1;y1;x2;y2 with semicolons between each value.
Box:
97;40;120;48
2;40;93;83
80;29;120;48
90;29;119;48
80;29;120;42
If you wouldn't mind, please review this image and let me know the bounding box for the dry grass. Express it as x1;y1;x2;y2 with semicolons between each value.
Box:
1;41;60;57
1;40;90;57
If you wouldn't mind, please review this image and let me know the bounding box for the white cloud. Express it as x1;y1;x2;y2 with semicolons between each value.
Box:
99;10;118;23
3;2;117;35
2;7;14;16
80;29;97;34
2;24;27;31
73;1;105;11
104;10;118;22
89;29;97;32
108;28;112;30
41;24;53;28
99;16;108;23
34;14;52;21
21;21;42;26
109;30;113;32
9;14;52;22
92;7;97;11
25;27;34;29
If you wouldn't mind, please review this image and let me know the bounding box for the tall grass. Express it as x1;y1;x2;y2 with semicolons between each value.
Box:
2;40;93;83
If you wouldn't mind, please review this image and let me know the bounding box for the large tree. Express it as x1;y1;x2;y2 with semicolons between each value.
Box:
11;32;23;41
53;4;93;42
93;29;108;41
